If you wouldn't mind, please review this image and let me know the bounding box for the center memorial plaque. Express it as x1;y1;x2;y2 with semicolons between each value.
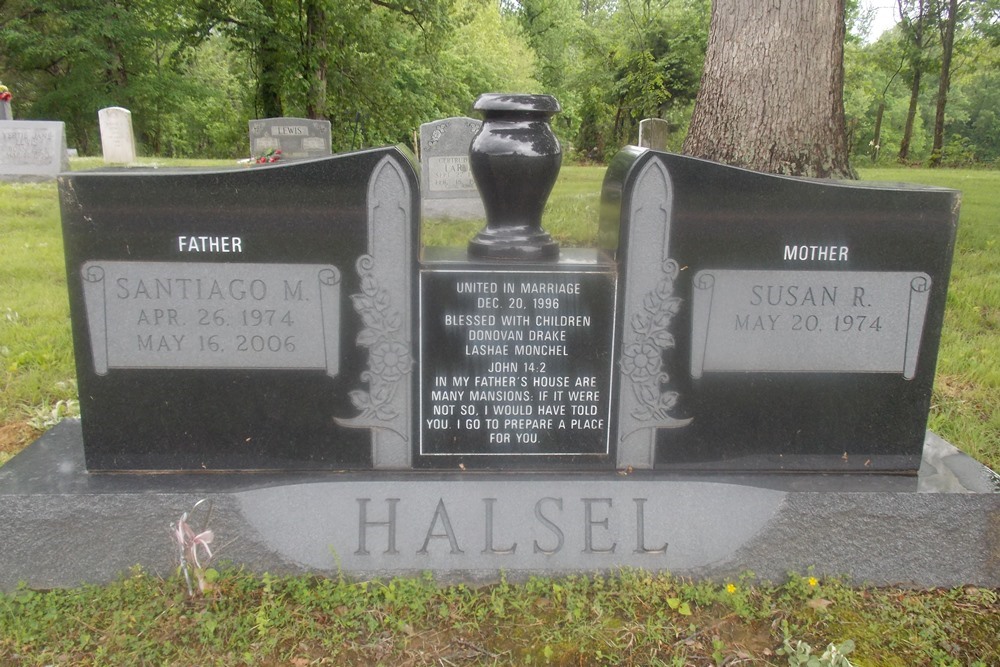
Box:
418;253;617;465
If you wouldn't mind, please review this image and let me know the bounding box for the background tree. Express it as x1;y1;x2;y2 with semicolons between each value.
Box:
3;0;996;165
683;0;855;178
897;0;937;161
929;0;961;165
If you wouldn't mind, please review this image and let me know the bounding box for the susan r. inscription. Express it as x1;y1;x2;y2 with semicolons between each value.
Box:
420;269;617;458
691;270;932;378
81;261;341;375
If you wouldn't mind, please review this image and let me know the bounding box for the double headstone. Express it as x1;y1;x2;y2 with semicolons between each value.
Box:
248;118;333;160
419;116;485;219
57;95;960;475
0;121;69;182
99;107;137;164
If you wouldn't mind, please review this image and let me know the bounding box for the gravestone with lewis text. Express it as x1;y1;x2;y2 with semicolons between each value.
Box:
249;118;332;160
99;107;137;164
419;116;485;219
0;120;69;182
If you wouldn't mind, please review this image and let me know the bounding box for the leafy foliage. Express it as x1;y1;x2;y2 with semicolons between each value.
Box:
3;0;995;164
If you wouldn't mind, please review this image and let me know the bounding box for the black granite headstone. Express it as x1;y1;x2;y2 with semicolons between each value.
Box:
601;147;960;473
59;148;419;471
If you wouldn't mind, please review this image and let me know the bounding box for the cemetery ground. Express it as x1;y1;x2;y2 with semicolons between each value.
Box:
0;160;998;665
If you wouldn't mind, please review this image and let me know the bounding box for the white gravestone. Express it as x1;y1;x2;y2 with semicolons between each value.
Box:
99;107;137;164
0;121;70;182
419;116;485;219
638;118;669;151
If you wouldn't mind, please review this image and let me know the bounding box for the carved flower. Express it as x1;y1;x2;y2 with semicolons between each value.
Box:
621;343;662;381
370;340;411;381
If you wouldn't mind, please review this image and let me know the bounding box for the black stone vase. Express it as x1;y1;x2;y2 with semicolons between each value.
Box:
468;93;562;260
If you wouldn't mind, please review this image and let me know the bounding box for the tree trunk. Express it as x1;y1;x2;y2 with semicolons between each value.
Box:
899;69;921;161
257;0;284;118
871;101;885;162
682;0;854;179
897;0;932;162
304;0;328;120
929;0;958;167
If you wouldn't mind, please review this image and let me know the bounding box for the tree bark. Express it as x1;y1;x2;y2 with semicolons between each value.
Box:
929;0;958;167
899;69;921;160
682;0;854;179
257;0;284;118
897;0;933;162
304;0;328;120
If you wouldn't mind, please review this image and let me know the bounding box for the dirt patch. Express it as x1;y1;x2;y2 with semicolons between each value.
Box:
0;421;41;456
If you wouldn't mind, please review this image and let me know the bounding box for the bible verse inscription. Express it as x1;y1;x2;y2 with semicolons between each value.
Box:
420;269;617;457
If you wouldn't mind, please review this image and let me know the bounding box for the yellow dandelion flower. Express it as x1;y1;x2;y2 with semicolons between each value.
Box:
808;577;819;587
726;583;737;594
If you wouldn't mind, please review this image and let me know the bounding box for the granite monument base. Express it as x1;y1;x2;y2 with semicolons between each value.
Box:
1;420;996;591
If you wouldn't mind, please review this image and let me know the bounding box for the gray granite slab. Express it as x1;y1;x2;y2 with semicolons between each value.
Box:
0;120;69;181
0;421;996;590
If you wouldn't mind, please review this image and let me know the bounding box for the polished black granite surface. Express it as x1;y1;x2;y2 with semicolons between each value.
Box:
58;148;419;471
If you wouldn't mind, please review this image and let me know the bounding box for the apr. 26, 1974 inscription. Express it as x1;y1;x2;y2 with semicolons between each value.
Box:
80;261;342;376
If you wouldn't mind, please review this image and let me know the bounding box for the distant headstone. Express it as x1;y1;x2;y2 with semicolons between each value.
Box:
248;118;332;160
419;116;485;219
0;120;69;182
638;118;669;150
67;148;78;158
58;148;418;471
98;107;137;164
0;100;11;121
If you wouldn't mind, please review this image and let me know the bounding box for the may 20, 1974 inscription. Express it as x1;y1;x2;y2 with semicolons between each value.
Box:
690;269;932;379
420;268;617;459
80;261;342;376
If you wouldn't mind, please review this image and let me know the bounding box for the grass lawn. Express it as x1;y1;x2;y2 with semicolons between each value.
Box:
0;158;997;664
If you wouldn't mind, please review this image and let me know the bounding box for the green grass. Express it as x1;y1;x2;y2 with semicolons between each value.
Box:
857;168;1000;470
0;182;76;431
1;568;997;665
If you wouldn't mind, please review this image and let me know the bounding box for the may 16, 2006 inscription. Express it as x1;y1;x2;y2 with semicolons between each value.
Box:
80;261;342;376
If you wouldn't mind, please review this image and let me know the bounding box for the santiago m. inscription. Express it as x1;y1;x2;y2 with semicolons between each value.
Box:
81;261;341;375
